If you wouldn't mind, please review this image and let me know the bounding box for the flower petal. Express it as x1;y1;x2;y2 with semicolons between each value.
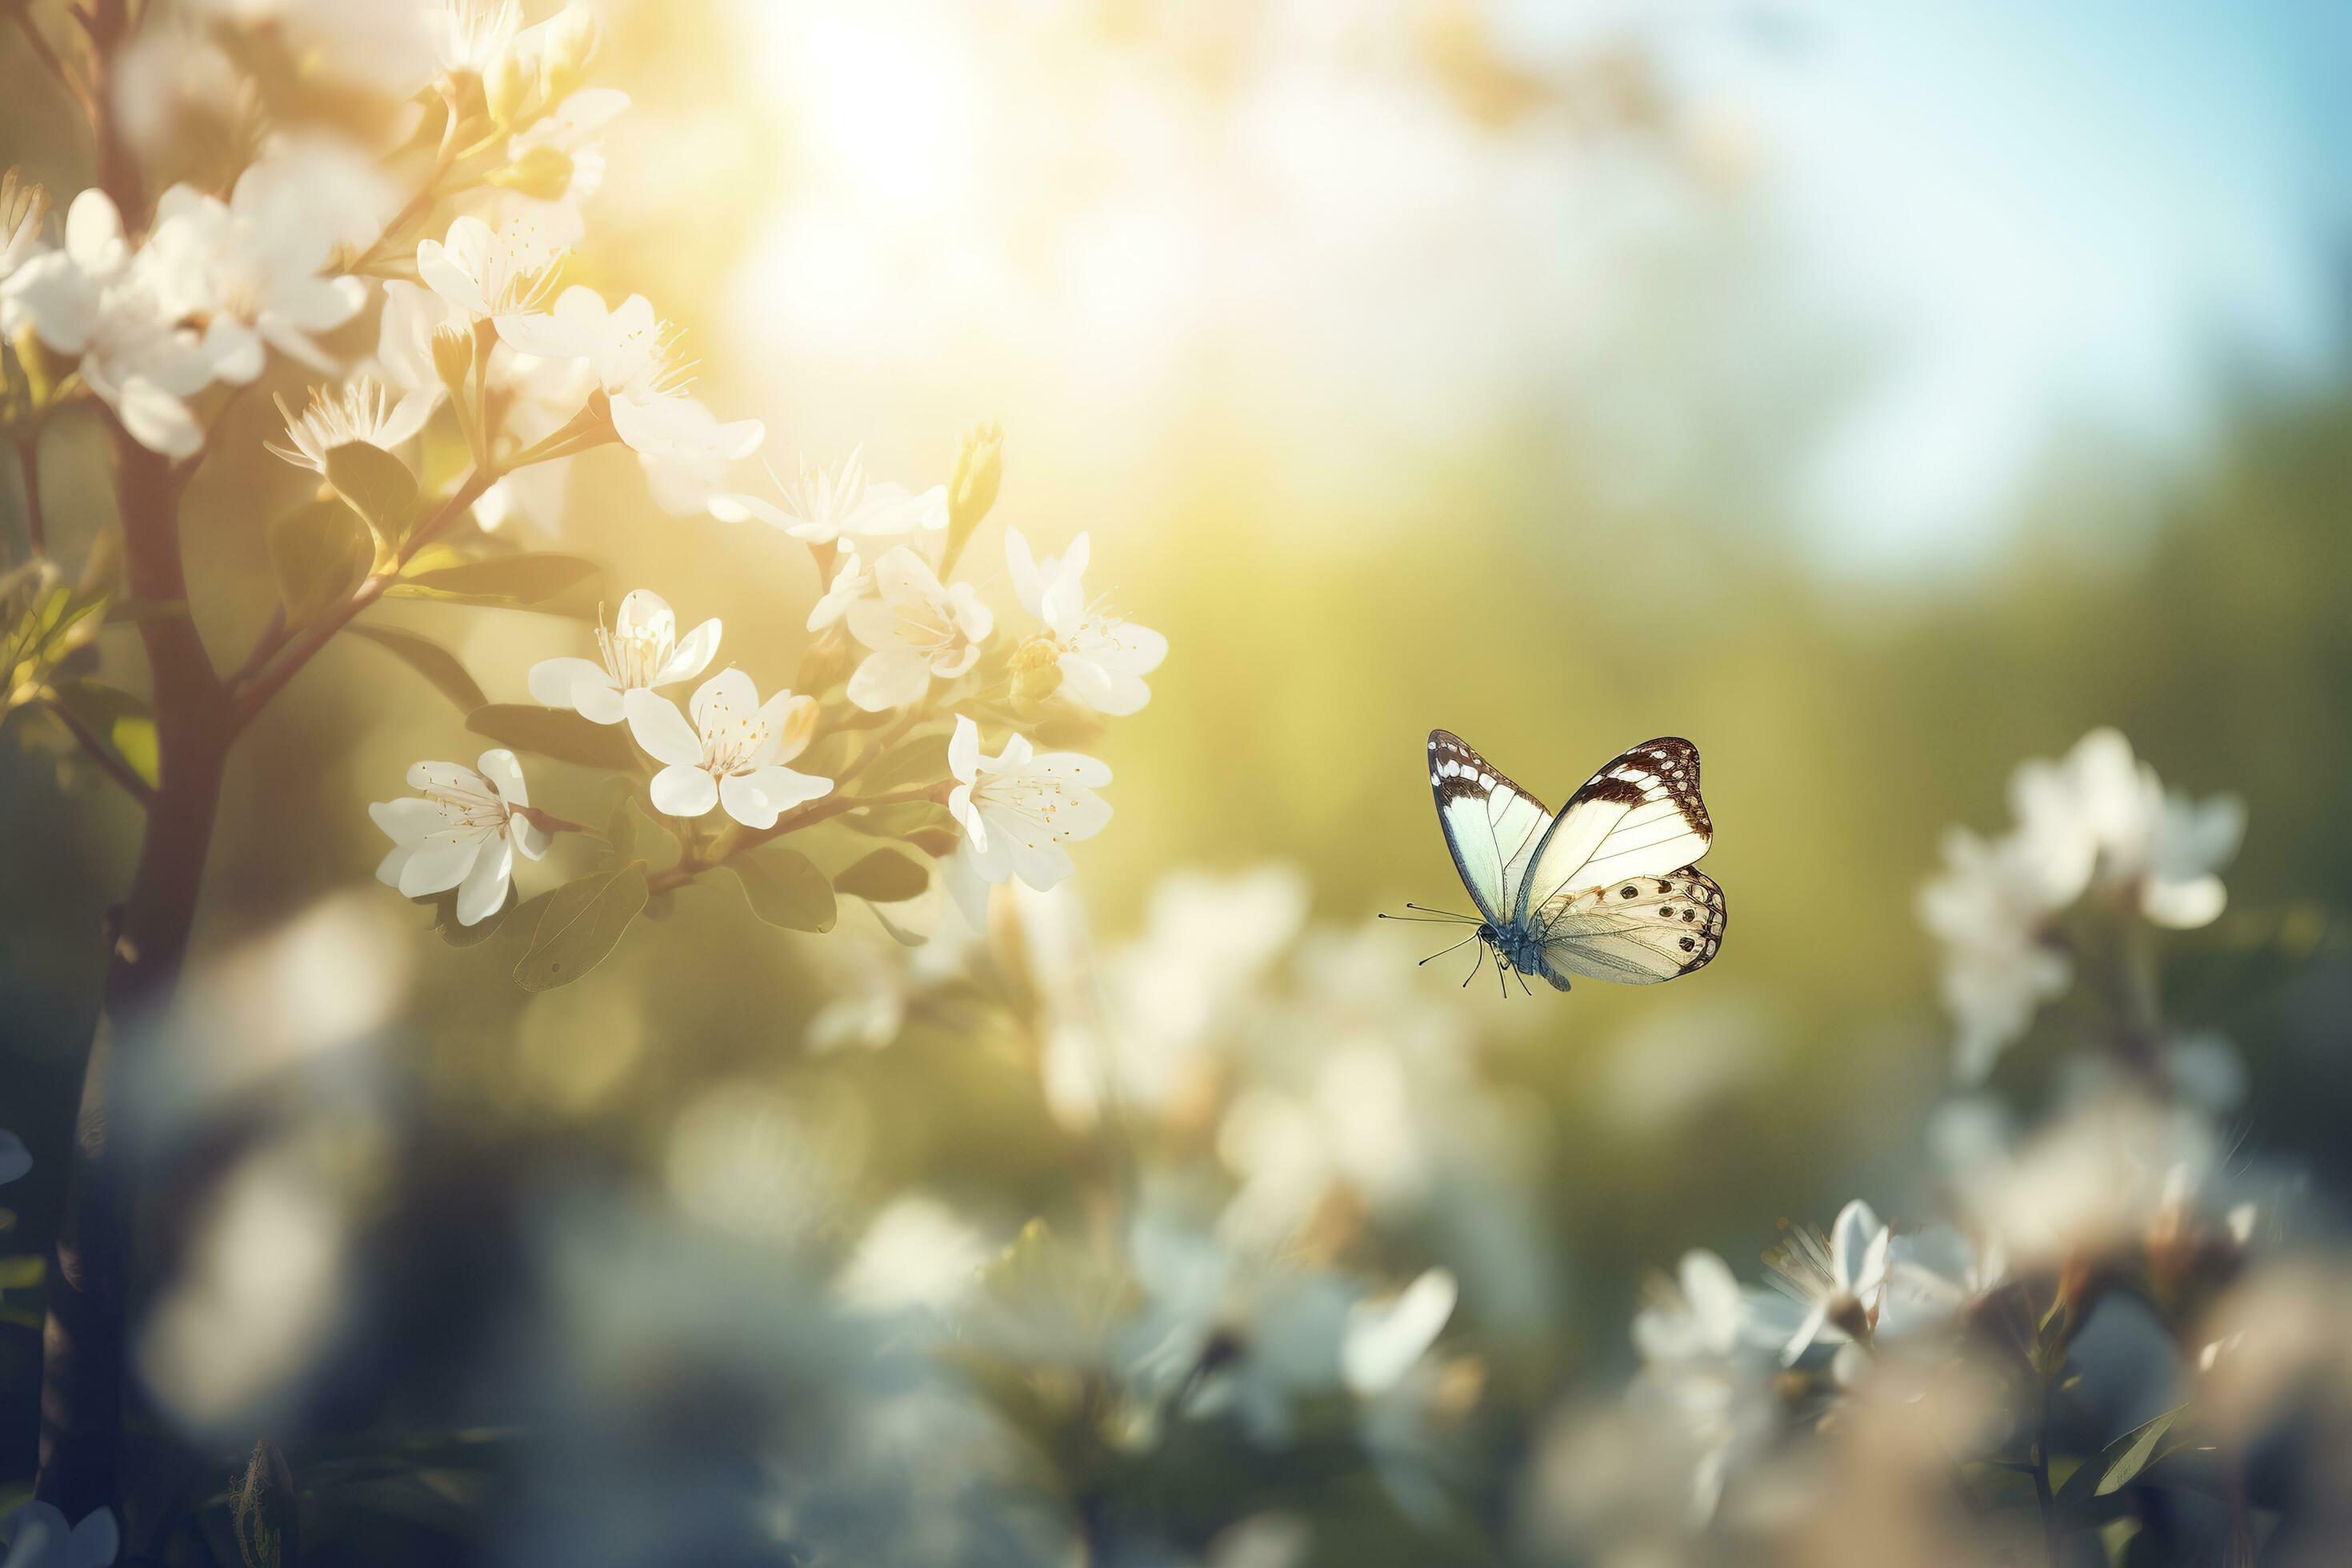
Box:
659;618;722;685
527;655;612;713
455;834;514;926
623;689;702;766
650;763;719;818
476;747;530;808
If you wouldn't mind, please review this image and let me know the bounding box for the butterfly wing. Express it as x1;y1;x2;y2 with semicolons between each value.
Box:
1534;866;1726;987
1427;730;1553;928
1514;738;1713;924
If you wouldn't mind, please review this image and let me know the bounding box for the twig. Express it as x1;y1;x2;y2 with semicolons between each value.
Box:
644;783;946;896
14;432;46;556
38;694;154;806
227;469;492;727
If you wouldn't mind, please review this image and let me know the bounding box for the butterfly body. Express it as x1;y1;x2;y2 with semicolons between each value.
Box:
1417;730;1725;992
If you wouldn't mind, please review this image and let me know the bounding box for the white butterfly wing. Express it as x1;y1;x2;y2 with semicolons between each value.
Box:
1427;730;1552;927
1515;738;1713;922
1536;866;1726;986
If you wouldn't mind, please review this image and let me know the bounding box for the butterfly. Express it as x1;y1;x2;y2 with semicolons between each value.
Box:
1387;730;1726;994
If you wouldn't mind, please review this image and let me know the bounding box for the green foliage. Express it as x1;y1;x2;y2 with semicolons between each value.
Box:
512;862;649;990
385;553;601;612
267;498;372;627
833;848;929;902
46;681;158;788
323;442;421;554
467;703;642;771
721;846;835;932
858;727;952;793
346;625;488;714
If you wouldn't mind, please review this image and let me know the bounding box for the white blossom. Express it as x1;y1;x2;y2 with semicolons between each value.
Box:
494;286;761;472
142;147;380;380
1006;528;1168;716
845;546;994;711
622;669;831;828
805;548;872;633
529;590;720;725
265;377;430;474
1;190;214;457
415;210;578;335
1632;1250;1750;1366
944;714;1110;920
1765;1199;1890;1365
428;0;519;75
713;448;946;544
369;750;550;926
1341;1268;1457;1396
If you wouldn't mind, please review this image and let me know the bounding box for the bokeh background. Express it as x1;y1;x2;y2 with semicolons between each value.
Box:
3;0;2350;1561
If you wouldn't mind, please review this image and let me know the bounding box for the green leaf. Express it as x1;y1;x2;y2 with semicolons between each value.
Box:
721;847;835;932
467;703;641;771
858;728;952;793
833;849;929;903
842;799;958;841
324;441;420;548
0;1254;46;1290
2057;1403;2194;1512
267;498;371;628
412;884;518;946
347;625;487;714
49;680;158;788
512;862;647;991
386;553;600;611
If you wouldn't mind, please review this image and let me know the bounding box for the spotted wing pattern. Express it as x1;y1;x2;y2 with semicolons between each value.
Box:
1534;866;1726;988
1516;738;1713;922
1427;730;1553;929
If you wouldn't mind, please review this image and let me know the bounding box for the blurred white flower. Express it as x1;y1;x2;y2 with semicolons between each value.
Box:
805;547;873;633
428;0;520;74
0;1502;118;1568
2010;728;2244;928
845;546;994;711
368;749;550;926
1634;1358;1778;1526
943;714;1110;920
1876;1226;2002;1341
265;377;430;474
529;589;720;724
1;190;214;457
623;669;830;828
142;149;379;380
497;286;762;470
1005;528;1168;716
1766;1199;1890;1365
1632;1250;1750;1365
1919;826;2076;1085
838;1196;991;1314
0;1130;27;1185
1342;1267;1457;1396
714;448;947;544
1923;729;2247;1083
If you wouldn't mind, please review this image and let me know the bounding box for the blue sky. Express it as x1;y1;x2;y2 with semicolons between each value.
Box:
1638;0;2352;566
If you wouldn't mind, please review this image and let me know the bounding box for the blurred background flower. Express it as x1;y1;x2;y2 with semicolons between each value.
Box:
3;0;2351;1562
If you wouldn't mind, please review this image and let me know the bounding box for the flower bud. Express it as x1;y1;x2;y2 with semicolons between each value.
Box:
536;6;602;106
1010;633;1064;707
430;325;474;401
487;145;575;202
946;420;1002;562
484;46;534;127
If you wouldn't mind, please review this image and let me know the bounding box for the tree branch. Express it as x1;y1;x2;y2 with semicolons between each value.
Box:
226;468;491;728
644;783;948;896
15;432;47;557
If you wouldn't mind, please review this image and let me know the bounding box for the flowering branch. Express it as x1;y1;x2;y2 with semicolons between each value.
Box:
643;782;951;898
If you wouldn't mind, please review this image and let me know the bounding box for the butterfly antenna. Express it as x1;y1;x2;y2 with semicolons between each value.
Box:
1461;942;1487;990
1416;932;1479;966
1406;902;1479;922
